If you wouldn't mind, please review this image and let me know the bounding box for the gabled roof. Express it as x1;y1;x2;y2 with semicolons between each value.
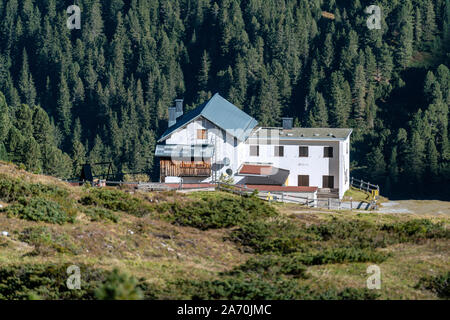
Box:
158;93;258;143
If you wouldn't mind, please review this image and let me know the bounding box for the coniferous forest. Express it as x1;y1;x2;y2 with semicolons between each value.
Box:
0;0;448;198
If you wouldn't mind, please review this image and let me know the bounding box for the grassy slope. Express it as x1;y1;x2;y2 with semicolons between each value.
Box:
277;203;449;299
0;162;448;299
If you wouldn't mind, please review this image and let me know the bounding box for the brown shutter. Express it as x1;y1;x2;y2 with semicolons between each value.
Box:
298;175;309;186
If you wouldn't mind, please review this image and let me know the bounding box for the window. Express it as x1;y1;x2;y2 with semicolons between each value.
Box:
197;129;207;140
298;175;309;187
324;147;333;158
322;175;334;188
299;146;309;157
274;146;284;157
234;137;238;147
250;145;259;157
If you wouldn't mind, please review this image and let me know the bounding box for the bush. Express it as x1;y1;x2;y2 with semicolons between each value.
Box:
83;207;119;223
382;219;450;241
95;269;144;300
176;275;305;300
19;226;80;255
229;219;316;254
291;248;390;265
80;188;152;217
174;275;379;300
316;287;380;300
3;197;75;224
167;193;277;230
0;174;68;202
0;264;106;300
231;255;308;278
307;219;392;249
416;272;450;299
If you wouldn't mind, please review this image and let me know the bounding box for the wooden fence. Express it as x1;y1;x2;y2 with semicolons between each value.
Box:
350;177;379;192
64;180;376;211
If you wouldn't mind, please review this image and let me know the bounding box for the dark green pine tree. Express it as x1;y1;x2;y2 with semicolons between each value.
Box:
444;0;450;57
321;33;334;69
423;0;437;47
352;61;367;126
18;49;36;107
426;137;438;179
329;72;350;127
366;144;386;184
404;129;426;187
396;0;414;69
22;135;41;173
388;146;399;185
414;7;423;50
0;92;11;142
71;118;86;178
56;70;72;139
196;50;211;103
307;92;328;127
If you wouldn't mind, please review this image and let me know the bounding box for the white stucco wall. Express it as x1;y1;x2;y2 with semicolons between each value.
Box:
339;136;351;198
162;120;351;198
244;137;341;189
165;117;242;183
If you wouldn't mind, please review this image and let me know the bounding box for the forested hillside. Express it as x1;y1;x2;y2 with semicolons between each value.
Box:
0;0;448;197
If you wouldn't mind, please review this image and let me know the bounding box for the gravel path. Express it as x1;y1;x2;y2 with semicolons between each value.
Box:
378;200;450;215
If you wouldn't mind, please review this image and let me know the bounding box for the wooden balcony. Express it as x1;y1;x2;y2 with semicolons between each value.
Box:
160;159;211;178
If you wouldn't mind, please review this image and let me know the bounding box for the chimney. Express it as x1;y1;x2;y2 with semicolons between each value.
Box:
168;106;177;127
175;99;183;119
282;117;293;130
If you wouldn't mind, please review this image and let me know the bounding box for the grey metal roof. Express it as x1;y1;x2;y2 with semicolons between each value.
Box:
155;144;214;159
238;165;290;186
158;93;258;142
250;127;353;141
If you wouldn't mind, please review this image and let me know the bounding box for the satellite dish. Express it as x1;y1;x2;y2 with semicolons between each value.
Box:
226;169;233;176
223;157;230;166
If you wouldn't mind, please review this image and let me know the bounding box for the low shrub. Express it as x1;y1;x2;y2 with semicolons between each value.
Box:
175;275;304;300
0;264;157;300
416;272;450;299
167;193;277;230
0;264;106;300
291;247;390;265
2;197;75;224
382;219;450;241
19;226;80;255
174;275;379;300
83;207;119;223
80;188;152;217
307;219;392;249
229;219;317;254
95;268;144;300
316;287;380;300
231;255;308;278
0;174;68;202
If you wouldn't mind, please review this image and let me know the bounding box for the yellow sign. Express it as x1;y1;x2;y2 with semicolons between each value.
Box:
266;192;273;201
371;189;379;199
